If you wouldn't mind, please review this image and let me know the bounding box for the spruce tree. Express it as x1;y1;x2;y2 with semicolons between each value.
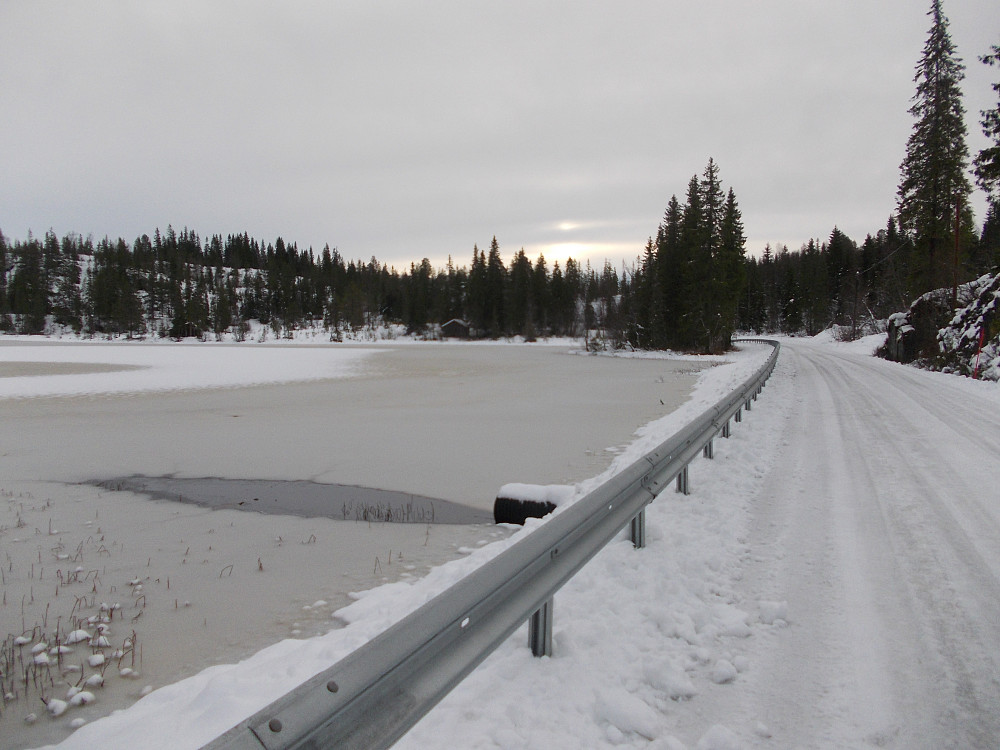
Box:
52;233;83;331
508;248;533;337
799;239;829;336
548;261;565;335
0;229;9;324
980;200;1000;272
717;187;747;344
636;237;665;348
531;254;550;334
700;158;725;257
562;258;584;336
656;194;683;349
483;237;506;337
897;0;972;294
466;244;486;332
825;227;856;319
9;236;47;334
679;175;708;350
974;42;1000;203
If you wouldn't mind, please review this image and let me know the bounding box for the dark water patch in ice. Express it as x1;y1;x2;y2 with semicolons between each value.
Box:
92;475;492;524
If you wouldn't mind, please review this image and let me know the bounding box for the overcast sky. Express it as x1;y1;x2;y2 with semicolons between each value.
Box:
2;1;999;271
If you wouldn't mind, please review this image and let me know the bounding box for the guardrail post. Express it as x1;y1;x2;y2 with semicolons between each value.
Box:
703;439;714;459
735;407;742;423
529;598;554;657
745;398;752;411
675;465;690;495
722;420;731;438
630;508;646;548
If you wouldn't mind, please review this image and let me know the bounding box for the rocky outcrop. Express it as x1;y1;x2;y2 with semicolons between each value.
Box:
883;288;958;363
882;273;1000;381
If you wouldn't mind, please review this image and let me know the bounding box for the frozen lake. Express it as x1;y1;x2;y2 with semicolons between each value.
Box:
0;341;705;748
0;342;705;509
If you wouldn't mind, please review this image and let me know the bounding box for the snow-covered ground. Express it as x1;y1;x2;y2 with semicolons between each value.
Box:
6;334;999;749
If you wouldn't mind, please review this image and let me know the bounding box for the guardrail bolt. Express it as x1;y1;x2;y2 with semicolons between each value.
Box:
327;680;339;693
268;718;283;733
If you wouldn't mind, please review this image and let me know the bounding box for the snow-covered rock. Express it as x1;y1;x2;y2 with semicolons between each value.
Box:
881;272;1000;381
937;272;1000;380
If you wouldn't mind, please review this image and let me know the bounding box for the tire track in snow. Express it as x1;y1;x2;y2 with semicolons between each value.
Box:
751;342;1000;748
669;345;905;747
834;354;1000;574
810;348;1000;748
695;341;1000;748
792;347;926;746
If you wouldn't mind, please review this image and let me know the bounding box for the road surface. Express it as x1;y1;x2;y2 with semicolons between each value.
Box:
689;338;1000;748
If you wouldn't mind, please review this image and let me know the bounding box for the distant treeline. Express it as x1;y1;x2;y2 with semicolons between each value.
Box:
2;163;997;350
0;222;618;342
0;225;618;342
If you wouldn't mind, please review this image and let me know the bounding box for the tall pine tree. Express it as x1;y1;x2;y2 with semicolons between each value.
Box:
897;0;973;294
716;187;747;345
0;230;9;326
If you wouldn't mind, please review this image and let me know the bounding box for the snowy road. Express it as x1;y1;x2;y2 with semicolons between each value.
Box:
703;339;1000;748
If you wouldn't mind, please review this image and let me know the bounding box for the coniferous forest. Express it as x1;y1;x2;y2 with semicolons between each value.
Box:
1;158;997;352
3;3;999;353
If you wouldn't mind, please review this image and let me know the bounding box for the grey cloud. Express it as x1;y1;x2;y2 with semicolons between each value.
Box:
2;0;998;267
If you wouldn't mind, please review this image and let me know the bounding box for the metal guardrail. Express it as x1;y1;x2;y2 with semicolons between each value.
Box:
204;339;780;750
